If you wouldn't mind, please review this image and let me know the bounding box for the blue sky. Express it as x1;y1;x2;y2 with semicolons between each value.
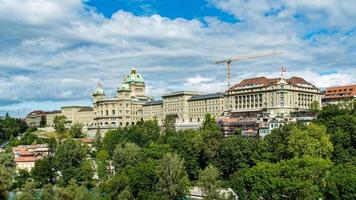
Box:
0;0;355;117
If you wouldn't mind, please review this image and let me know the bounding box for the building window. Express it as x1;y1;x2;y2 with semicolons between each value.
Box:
106;110;109;116
112;110;115;115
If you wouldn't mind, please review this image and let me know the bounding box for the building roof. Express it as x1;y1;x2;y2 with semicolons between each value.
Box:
46;110;61;114
80;138;94;143
188;92;224;101
144;100;163;106
323;84;356;98
78;107;93;112
162;91;200;98
26;110;46;117
228;76;316;91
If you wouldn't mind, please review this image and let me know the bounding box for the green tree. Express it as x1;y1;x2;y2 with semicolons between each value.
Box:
74;185;95;200
102;129;125;156
215;136;259;179
54;115;67;135
325;164;356;200
198;165;224;200
288;123;333;158
167;129;203;180
127;160;159;199
156;153;189;199
202;113;220;132
98;173;130;199
56;179;78;200
0;165;13;199
75;160;94;186
40;115;46;127
14;169;30;189
230;156;332;200
163;114;177;136
96;150;110;180
309;100;321;114
200;131;223;167
17;180;36;200
69;123;83;138
113;142;142;172
41;184;55;200
258;123;296;163
93;128;102;150
55;138;87;185
32;156;55;186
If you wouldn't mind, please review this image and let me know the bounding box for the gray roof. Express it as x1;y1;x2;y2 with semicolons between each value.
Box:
188;92;224;101
144;100;163;106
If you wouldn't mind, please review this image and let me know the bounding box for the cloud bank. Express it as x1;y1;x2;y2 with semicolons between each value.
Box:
0;0;355;116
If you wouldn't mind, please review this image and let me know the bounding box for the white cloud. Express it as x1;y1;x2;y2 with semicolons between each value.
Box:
0;0;355;117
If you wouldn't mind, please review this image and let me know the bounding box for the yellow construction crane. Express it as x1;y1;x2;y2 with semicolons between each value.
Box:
215;51;283;88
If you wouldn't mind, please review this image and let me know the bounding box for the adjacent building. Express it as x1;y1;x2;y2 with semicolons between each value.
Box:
13;144;49;171
225;76;322;117
25;110;46;127
322;84;356;105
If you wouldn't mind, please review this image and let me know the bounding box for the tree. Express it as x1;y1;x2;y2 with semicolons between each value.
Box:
288;123;333;158
93;128;101;150
55;138;87;185
309;100;321;114
14;169;30;189
200;131;223;167
167;129;203;180
96;150;110;180
127;160;159;199
41;184;55;200
32;156;55;186
75;160;94;186
74;185;95;200
258;123;296;163
98;173;131;199
102;129;125;156
325;164;356;200
40;115;46;127
0;166;12;199
156;153;189;199
230;156;332;200
198;165;223;200
56;179;78;200
69;123;83;138
202;113;220;132
215;136;259;179
163;114;177;135
17;180;36;200
113;142;142;172
54;115;67;135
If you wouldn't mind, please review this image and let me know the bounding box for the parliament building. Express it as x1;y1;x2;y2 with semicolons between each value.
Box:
39;68;322;134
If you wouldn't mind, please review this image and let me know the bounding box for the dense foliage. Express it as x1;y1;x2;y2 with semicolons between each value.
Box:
0;102;355;199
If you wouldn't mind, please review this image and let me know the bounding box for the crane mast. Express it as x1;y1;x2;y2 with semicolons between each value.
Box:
215;51;283;88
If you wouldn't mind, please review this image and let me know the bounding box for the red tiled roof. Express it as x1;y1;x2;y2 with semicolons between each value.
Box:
15;156;41;162
80;138;94;143
324;85;356;97
228;76;314;91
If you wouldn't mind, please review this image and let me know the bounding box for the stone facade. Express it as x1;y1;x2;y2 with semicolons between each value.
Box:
225;76;321;117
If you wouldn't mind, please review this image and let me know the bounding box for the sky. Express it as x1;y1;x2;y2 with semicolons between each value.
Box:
0;0;355;117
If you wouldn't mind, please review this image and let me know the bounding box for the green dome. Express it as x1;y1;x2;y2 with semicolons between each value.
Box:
118;83;130;91
93;83;105;95
124;68;144;84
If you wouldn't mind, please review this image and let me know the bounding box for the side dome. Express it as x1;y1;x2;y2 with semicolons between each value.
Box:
124;68;144;84
93;82;105;96
118;83;131;91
